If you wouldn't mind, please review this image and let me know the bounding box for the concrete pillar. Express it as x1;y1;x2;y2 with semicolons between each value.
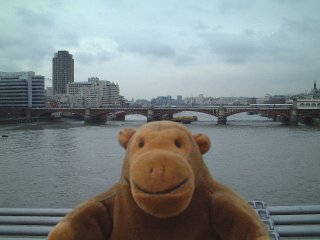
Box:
147;108;155;122
85;108;106;124
217;106;227;125
25;108;32;119
27;75;33;108
115;112;125;121
84;108;91;122
290;99;299;126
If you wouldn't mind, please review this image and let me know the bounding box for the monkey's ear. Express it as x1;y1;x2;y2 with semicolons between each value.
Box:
118;128;136;149
193;133;211;155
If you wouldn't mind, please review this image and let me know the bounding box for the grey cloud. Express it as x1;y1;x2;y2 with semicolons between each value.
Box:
75;50;115;65
175;55;195;66
0;22;54;72
217;0;254;13
271;0;305;5
0;5;56;71
58;32;80;48
243;29;255;36
118;39;175;58
281;17;320;37
16;7;54;27
192;21;210;31
75;52;96;64
0;5;79;72
0;32;54;59
262;17;320;61
201;30;258;63
198;14;320;65
0;35;19;49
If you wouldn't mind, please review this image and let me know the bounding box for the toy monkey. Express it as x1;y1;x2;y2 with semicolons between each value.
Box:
48;121;269;240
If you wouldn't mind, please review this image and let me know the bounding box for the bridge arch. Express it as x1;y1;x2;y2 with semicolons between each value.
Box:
153;109;218;119
119;109;148;117
225;109;291;122
172;110;219;120
88;109;149;120
33;108;85;118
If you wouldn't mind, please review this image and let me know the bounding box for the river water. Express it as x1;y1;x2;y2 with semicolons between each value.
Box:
0;113;319;208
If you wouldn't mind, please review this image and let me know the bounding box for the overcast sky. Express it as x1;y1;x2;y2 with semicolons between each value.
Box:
1;0;319;100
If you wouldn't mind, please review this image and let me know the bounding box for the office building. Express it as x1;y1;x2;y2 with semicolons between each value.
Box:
66;78;121;107
67;82;92;97
0;71;45;107
86;80;105;107
103;81;119;106
52;50;74;94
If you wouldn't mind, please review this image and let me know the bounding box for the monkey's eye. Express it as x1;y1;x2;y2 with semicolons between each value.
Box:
174;139;182;148
138;139;145;148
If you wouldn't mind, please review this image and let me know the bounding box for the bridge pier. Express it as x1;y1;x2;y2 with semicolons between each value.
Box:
217;106;227;125
84;108;106;125
115;112;125;121
167;113;173;120
25;108;32;119
84;108;91;123
147;108;155;122
290;99;299;126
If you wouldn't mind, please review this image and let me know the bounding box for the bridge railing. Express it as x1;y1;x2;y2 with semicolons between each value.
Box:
1;202;320;239
249;201;320;240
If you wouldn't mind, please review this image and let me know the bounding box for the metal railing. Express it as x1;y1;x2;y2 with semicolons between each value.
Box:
1;202;320;239
249;201;320;240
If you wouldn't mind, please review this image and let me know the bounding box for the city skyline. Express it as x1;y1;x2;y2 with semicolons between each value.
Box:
1;0;320;99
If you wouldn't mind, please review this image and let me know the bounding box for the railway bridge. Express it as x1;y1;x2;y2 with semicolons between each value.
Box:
1;100;319;125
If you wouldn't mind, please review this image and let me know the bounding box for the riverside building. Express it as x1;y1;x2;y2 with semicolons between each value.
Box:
52;50;74;94
67;78;120;107
0;71;45;107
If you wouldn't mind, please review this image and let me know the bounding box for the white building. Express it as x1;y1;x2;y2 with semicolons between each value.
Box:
67;82;92;96
66;78;121;108
86;81;105;107
67;82;92;107
88;77;100;83
103;81;119;106
0;71;45;107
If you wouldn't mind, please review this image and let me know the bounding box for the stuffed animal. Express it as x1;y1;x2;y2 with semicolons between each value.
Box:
48;121;269;240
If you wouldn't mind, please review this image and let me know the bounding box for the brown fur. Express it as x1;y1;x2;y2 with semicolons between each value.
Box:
48;121;269;240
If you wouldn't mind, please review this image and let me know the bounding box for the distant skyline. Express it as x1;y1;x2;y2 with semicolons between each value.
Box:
1;0;319;100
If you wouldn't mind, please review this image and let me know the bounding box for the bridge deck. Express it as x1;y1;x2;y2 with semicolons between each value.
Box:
1;202;320;239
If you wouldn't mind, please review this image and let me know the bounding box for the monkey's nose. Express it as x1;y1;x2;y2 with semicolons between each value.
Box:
149;166;165;179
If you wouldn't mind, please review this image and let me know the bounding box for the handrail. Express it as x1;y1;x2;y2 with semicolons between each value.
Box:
0;208;70;217
250;201;320;239
1;203;320;239
269;205;320;215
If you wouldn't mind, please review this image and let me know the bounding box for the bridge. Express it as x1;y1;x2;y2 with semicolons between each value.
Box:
1;99;319;125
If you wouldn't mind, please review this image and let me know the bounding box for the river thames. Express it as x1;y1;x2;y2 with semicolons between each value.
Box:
0;113;319;208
